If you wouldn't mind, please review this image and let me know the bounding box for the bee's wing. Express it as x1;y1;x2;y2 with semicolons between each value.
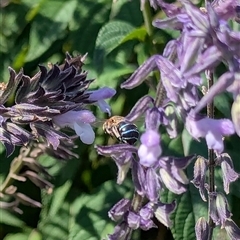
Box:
92;118;105;128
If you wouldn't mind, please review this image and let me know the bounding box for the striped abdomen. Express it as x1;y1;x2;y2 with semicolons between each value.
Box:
117;121;139;145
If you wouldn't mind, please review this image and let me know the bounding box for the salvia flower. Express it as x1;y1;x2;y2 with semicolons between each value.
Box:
157;155;194;194
216;153;240;194
191;156;208;201
186;111;235;154
52;110;96;144
138;130;162;167
86;87;116;115
195;217;209;240
96;97;195;235
0;53;116;156
225;219;240;240
209;191;240;237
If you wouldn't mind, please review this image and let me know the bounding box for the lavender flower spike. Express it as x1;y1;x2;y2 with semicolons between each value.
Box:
0;53;117;155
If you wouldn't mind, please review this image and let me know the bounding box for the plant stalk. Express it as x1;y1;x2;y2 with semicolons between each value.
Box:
206;69;215;240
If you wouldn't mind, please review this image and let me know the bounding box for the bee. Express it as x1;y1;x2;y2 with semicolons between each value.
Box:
103;116;139;145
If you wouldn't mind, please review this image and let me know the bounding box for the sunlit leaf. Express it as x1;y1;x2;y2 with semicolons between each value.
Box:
122;27;147;43
95;21;134;55
26;0;77;62
94;21;135;72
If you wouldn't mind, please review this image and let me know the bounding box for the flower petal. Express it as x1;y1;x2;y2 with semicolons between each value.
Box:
74;122;95;144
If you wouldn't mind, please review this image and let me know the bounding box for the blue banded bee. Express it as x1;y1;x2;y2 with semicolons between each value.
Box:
103;116;139;145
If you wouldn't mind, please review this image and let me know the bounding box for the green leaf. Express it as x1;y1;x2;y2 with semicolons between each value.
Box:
95;21;134;55
39;157;81;219
0;210;25;227
4;233;29;240
1;3;29;51
28;230;42;240
88;60;135;89
0;142;5;155
94;21;135;72
109;0;142;26
38;180;132;240
161;191;198;240
38;200;71;240
167;134;184;157
69;180;132;240
26;0;77;62
48;180;72;216
109;0;130;19
181;129;208;157
121;27;147;43
3;229;42;240
214;93;232;118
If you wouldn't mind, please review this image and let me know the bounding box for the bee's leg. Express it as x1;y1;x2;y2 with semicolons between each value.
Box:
112;126;121;141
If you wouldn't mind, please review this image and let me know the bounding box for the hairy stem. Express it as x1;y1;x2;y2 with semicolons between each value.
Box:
206;69;215;240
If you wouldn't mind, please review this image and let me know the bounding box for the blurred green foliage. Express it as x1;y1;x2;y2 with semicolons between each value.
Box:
0;0;240;240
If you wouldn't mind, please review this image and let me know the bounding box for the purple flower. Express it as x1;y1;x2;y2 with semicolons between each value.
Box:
231;94;240;137
195;217;209;240
108;197;175;235
97;1;240;238
186;111;235;154
209;192;232;227
138;130;162;167
0;53;116;155
216;153;240;194
211;0;239;21
154;200;176;228
225;219;240;240
96;144;137;184
86;87;116;115
191;156;208;201
158;155;195;194
109;199;131;221
108;222;130;240
52;110;96;144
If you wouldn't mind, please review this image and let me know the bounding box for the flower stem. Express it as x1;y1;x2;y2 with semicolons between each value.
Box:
0;149;28;193
206;69;215;240
142;0;154;37
142;1;166;107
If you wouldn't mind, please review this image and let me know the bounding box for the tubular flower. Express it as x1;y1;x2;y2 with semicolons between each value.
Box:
0;53;115;155
158;155;195;194
195;217;209;240
186;111;235;154
86;87;116;115
52;110;96;144
216;153;240;194
191;156;208;201
138;130;162;167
